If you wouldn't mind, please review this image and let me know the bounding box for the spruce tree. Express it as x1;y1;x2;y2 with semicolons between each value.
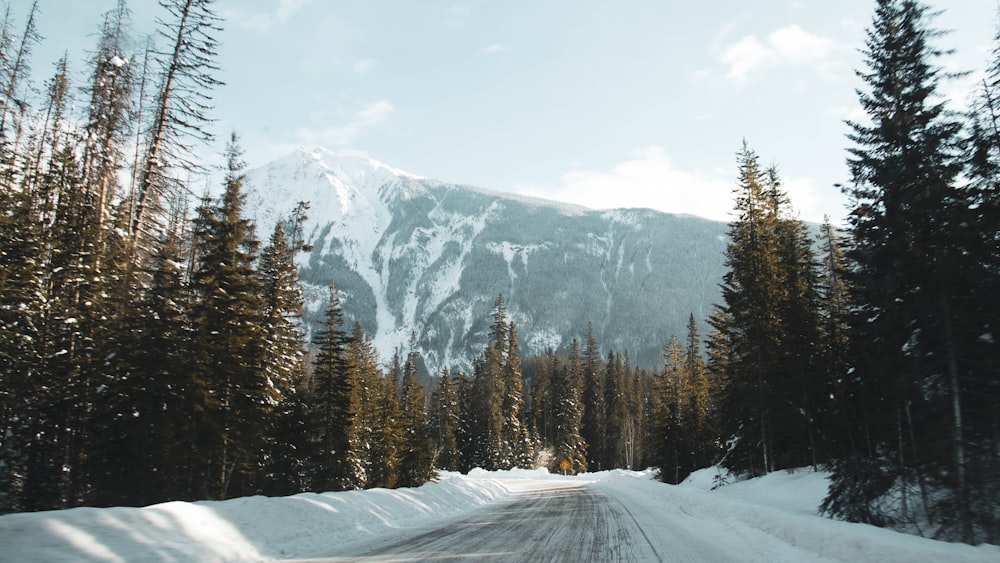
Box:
429;368;460;471
652;336;687;483
771;180;825;470
551;341;587;474
308;280;356;491
825;0;995;542
397;333;434;487
712;143;785;477
816;219;856;470
503;323;535;468
80;0;134;234
189;135;267;499
0;141;46;512
258;219;309;495
368;347;401;489
346;324;385;489
581;323;607;471
604;350;631;469
683;314;714;472
530;354;554;449
455;371;481;473
962;10;1000;546
92;218;199;506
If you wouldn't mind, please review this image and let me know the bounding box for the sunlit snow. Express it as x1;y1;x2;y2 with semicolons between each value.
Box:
1;468;996;562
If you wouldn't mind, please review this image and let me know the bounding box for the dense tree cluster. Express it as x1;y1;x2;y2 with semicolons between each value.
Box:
822;0;1000;544
0;0;666;506
0;0;441;511
703;0;1000;544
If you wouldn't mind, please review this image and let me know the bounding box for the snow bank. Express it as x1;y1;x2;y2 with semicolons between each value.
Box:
0;473;511;562
2;467;996;562
603;468;1000;563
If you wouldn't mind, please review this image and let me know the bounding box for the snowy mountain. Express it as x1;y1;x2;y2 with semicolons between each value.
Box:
245;148;729;374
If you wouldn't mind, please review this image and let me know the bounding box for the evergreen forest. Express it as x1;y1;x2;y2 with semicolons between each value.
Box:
0;0;997;546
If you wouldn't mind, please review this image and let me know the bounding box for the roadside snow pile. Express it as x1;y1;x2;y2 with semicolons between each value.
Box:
612;467;999;563
1;467;996;563
0;472;511;562
681;466;832;516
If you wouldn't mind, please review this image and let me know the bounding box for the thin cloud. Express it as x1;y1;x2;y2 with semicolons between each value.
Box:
719;24;840;82
481;43;509;55
516;147;734;222
515;146;838;224
228;0;313;34
295;100;394;147
354;58;376;75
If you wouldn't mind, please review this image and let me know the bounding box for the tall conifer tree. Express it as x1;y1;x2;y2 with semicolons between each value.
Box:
189;135;267;499
398;333;434;487
581;323;606;471
308;280;356;491
825;0;997;542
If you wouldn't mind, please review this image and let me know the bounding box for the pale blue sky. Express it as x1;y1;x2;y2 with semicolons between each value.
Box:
24;0;1000;222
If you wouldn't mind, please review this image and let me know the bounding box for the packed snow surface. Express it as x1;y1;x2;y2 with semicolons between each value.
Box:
1;468;996;562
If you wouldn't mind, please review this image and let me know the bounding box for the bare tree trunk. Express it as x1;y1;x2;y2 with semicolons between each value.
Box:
0;0;39;139
941;295;971;543
131;0;195;253
897;408;909;523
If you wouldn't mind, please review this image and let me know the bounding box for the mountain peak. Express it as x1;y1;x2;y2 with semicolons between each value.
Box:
244;148;729;374
297;147;422;184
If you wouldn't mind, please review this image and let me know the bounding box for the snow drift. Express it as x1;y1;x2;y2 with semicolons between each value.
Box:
1;468;997;562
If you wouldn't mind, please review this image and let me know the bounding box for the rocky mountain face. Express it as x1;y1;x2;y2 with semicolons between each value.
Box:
245;148;729;374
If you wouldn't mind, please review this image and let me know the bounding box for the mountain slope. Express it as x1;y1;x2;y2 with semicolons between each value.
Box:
245;148;729;373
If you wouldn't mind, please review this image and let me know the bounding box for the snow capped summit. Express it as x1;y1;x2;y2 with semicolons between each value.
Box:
248;148;413;227
307;147;423;184
245;148;730;375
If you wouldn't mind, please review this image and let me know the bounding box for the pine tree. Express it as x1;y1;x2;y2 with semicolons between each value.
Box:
429;368;460;471
824;0;995;542
308;280;356;492
770;177;826;470
683;314;714;472
91;216;200;506
367;346;401;489
258;218;309;496
652;336;687;483
397;333;434;487
551;341;587;474
530;354;554;449
604;350;631;469
581;323;606;471
189;135;267;499
0;138;46;513
345;324;384;489
712;143;786;477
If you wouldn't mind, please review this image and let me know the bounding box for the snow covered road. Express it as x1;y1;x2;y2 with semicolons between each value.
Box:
280;472;999;563
308;481;668;562
1;468;998;562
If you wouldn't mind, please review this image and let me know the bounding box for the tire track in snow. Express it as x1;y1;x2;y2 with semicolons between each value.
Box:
307;481;653;562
